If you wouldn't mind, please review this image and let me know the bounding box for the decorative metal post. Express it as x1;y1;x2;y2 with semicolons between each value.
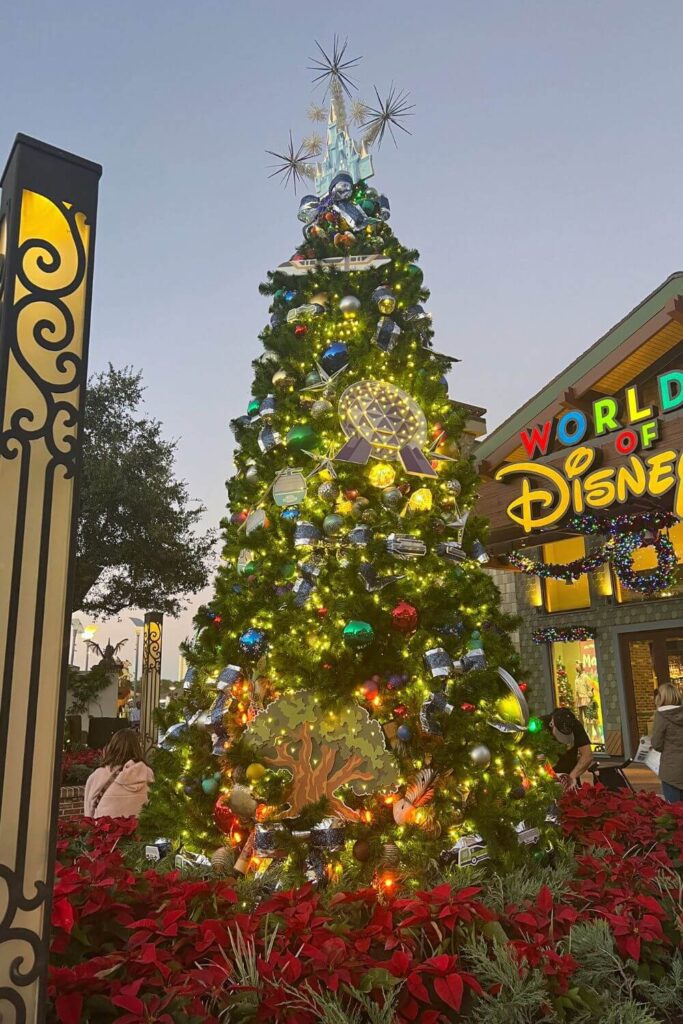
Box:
140;612;163;751
0;135;101;1022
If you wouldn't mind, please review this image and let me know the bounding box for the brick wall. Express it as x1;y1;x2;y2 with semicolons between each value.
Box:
59;785;85;819
486;568;520;648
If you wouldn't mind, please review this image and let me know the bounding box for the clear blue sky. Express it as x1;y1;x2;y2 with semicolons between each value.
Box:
4;1;683;675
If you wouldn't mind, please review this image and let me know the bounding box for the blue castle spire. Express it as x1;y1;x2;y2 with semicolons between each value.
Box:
313;102;374;197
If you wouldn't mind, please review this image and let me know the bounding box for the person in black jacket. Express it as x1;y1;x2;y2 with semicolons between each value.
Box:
542;707;593;790
651;683;683;804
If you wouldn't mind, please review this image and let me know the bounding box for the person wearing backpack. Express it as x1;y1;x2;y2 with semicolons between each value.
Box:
83;728;154;819
651;683;683;804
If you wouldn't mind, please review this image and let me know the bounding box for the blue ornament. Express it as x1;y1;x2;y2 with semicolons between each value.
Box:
201;777;219;795
396;724;412;742
280;506;300;521
439;375;449;392
239;627;268;658
320;342;349;374
284;289;297;302
386;673;408;691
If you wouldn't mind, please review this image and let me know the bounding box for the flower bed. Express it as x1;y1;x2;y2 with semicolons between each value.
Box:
48;788;683;1024
61;747;102;786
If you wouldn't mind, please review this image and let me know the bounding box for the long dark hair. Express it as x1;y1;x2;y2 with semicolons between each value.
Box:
102;728;144;768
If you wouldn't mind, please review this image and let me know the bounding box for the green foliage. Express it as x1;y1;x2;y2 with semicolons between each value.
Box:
75;364;215;616
462;937;553;1023
66;664;112;715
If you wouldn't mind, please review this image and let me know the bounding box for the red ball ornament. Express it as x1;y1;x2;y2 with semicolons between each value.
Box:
213;794;237;835
394;704;408;716
231;510;248;526
519;682;528;693
213;615;222;626
361;676;381;699
460;702;476;713
322;662;333;670
345;489;359;500
317;607;329;618
431;423;444;439
391;600;419;633
323;211;336;223
294;324;307;337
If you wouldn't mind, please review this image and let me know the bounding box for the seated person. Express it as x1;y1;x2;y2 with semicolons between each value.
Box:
542;707;593;790
84;728;154;819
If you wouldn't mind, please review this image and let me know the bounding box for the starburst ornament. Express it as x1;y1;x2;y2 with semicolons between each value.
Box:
361;85;415;148
303;445;339;480
350;98;369;126
308;36;362;99
299;361;348;395
266;131;316;193
307;103;327;123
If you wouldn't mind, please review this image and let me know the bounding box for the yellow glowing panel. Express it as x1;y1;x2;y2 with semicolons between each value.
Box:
542;538;591;612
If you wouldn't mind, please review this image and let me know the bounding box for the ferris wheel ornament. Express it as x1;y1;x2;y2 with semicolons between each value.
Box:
334;380;438;477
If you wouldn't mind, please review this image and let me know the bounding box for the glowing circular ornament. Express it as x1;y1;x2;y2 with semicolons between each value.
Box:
321;342;349;374
377;290;397;314
469;744;491;768
336;380;430;468
311;398;333;419
407;487;433;512
368;462;396;488
391;600;419;633
309;292;328;307
343;620;375;649
239;628;268;658
340;295;361;317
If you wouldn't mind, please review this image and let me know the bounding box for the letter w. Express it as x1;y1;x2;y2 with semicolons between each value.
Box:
519;421;552;458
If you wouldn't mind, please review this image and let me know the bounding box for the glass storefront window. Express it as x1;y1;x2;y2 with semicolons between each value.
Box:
543;538;591;612
551;638;606;747
614;522;683;603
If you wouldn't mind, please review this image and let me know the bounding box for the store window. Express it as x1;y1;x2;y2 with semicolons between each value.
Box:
542;538;591;612
550;638;606;747
614;522;683;603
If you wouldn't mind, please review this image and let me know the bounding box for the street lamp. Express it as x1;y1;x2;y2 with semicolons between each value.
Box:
81;624;97;670
130;617;144;696
70;617;83;666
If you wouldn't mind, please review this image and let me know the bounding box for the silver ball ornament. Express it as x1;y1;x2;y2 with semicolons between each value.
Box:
272;368;293;389
469;744;492;768
447;479;462;497
244;463;259;484
318;481;339;504
323;513;344;536
381;486;404;510
311;398;333;419
339;295;361;317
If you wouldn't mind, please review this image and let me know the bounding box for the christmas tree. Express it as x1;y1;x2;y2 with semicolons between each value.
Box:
141;41;556;887
554;656;575;710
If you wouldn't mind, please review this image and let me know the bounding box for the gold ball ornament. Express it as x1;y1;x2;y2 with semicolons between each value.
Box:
272;368;294;389
368;462;396;488
245;763;266;782
211;846;235;875
309;292;329;308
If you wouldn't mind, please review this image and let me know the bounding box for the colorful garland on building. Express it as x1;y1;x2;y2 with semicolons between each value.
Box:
532;626;595;644
508;511;679;595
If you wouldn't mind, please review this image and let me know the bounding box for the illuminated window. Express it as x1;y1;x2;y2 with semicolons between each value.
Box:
542;538;591;612
614;522;683;603
551;639;605;748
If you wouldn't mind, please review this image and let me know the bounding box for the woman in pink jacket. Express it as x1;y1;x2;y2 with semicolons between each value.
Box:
83;729;154;819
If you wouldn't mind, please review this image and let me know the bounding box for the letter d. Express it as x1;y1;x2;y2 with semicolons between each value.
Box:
659;371;683;412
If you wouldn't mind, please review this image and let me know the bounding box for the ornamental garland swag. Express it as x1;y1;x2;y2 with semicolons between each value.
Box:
509;511;679;595
532;626;595;645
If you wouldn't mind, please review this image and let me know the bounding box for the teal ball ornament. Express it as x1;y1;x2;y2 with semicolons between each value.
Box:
323;513;344;536
407;263;423;284
343;620;375;649
202;777;219;795
304;369;322;389
286;423;318;450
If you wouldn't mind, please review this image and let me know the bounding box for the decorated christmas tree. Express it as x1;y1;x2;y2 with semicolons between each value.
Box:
554;656;574;710
141;41;556;887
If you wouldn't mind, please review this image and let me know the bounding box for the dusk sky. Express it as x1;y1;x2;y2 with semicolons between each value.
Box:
4;1;683;675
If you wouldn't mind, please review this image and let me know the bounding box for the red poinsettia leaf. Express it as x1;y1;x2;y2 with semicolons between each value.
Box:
401;996;419;1020
537;886;553;913
55;993;83;1024
406;973;431;1002
111;993;145;1014
434;973;464;1011
51;897;75;934
388;950;412;976
622;935;641;962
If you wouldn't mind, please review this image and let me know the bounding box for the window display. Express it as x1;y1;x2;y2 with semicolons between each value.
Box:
551;639;605;747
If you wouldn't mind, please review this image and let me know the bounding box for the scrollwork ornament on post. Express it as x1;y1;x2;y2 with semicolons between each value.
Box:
140;612;164;752
0;136;101;1024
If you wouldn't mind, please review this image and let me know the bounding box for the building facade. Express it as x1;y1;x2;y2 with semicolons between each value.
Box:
477;274;683;757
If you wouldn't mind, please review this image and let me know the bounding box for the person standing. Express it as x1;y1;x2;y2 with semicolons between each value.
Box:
129;700;141;729
651;683;683;804
83;729;154;819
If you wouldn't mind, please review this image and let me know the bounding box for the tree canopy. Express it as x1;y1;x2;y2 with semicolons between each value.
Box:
74;365;214;617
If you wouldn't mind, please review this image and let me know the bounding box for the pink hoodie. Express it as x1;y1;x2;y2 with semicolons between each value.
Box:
83;760;154;819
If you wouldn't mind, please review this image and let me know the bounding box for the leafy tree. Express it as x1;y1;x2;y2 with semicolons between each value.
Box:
74;365;215;616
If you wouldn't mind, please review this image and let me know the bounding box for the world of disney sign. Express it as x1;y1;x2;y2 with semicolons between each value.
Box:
495;371;683;533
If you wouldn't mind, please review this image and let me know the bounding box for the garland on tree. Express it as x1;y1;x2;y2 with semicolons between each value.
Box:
508;511;679;595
